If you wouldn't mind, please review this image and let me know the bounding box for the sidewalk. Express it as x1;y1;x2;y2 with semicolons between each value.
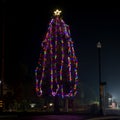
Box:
87;116;120;120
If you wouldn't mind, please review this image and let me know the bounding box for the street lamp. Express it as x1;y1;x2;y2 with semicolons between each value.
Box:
97;41;103;115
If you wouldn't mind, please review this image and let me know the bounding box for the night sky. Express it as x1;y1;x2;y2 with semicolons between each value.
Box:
1;1;120;101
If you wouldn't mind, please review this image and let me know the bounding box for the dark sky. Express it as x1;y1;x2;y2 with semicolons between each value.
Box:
1;1;120;101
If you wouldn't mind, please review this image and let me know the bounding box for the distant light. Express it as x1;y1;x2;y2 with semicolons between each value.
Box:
0;80;1;84
30;103;36;108
49;103;53;107
112;102;116;108
43;105;47;108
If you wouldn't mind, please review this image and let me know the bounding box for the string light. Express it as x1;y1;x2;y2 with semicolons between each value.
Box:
35;9;79;98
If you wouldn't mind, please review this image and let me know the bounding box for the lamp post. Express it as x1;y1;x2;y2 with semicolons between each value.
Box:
97;41;103;115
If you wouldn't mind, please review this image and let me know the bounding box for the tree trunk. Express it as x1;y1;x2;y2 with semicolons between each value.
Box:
54;96;60;113
64;98;68;112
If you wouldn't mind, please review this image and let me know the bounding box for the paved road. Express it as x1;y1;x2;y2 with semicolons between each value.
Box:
0;115;120;120
21;115;120;120
20;115;85;120
0;115;85;120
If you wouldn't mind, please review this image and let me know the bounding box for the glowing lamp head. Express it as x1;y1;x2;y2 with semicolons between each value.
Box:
54;9;62;16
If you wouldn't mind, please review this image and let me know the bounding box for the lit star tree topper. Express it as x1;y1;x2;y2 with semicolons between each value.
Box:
54;9;62;16
35;9;79;98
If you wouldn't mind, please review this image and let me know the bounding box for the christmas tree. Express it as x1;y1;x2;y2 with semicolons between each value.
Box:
35;9;78;99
